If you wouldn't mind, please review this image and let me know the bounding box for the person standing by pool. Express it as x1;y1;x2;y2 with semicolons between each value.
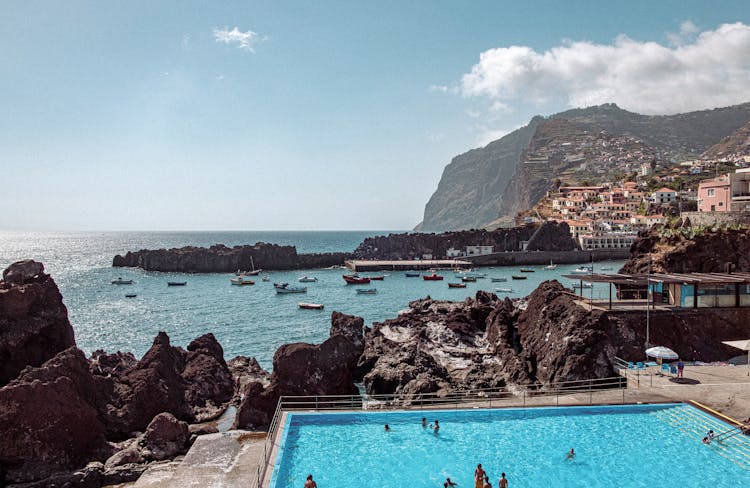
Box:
677;360;685;378
474;464;486;488
304;474;317;488
498;472;508;488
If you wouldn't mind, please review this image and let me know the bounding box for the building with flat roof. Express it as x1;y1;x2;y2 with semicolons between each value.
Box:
697;169;750;212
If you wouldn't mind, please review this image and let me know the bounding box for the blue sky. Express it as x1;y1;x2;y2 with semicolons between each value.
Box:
2;1;750;231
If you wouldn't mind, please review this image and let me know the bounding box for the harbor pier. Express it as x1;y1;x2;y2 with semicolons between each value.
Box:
345;259;472;272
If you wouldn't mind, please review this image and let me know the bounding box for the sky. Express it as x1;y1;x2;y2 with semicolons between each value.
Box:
2;1;750;231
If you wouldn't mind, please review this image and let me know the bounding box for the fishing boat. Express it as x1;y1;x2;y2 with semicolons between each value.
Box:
298;302;324;310
368;275;385;280
298;276;318;283
496;287;513;293
167;282;187;286
343;274;370;285
125;293;137;298
519;268;535;273
276;286;307;294
571;265;594;274
544;261;557;270
356;288;377;294
511;275;527;280
404;271;421;277
246;256;262;275
448;282;467;288
273;282;289;289
230;276;255;285
423;273;443;281
455;271;486;279
490;277;507;282
261;274;270;282
461;276;476;283
111;278;133;285
571;282;593;289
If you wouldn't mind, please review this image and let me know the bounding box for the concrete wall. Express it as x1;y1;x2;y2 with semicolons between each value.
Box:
682;210;750;226
465;248;630;266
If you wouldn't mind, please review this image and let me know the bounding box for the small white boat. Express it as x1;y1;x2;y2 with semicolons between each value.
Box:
496;287;513;293
356;288;377;294
230;275;255;285
298;302;324;310
570;265;594;274
298;276;318;283
111;278;134;285
490;277;507;282
544;261;557;270
276;286;306;294
261;274;270;282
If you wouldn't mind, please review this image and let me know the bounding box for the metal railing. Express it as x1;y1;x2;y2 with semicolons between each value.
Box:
250;376;626;487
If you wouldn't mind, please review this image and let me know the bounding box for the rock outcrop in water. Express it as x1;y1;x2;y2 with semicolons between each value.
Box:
620;224;750;274
233;311;365;429
113;243;349;272
0;260;75;386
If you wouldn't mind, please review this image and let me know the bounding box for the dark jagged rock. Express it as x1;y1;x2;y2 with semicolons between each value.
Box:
525;221;579;251
233;312;365;429
620;225;750;274
183;333;234;421
0;350;112;484
113;243;349;272
90;350;137;377
0;260;75;385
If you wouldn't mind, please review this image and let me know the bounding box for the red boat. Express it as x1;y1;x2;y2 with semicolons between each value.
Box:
423;273;444;281
343;274;371;285
368;275;385;280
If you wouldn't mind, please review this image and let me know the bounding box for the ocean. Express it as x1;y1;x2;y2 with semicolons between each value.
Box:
0;231;624;369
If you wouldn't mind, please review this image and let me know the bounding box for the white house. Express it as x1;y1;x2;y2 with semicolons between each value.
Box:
465;245;494;256
650;187;677;204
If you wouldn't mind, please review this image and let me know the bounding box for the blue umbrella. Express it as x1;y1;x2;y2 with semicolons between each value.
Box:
645;346;679;360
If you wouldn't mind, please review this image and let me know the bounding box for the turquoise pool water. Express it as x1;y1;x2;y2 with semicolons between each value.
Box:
270;404;748;488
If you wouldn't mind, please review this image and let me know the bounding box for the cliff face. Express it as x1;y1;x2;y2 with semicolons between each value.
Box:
620;225;750;274
113;243;349;272
419;102;750;232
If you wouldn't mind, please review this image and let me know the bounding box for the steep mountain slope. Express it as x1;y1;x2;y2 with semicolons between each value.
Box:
418;102;750;232
702;120;750;160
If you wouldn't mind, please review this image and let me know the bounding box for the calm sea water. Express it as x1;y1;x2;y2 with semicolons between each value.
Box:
272;405;749;488
0;231;624;369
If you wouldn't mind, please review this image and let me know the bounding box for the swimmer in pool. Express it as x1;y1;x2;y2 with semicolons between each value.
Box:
384;424;391;432
566;448;575;460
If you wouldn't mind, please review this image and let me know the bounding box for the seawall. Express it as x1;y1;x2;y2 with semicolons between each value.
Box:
682;210;750;227
465;248;630;266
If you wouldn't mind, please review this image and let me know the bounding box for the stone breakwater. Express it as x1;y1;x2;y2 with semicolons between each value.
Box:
113;242;350;272
352;221;578;261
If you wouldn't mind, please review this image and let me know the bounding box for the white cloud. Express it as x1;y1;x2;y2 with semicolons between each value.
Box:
459;22;750;115
213;26;260;52
476;127;513;147
667;20;699;46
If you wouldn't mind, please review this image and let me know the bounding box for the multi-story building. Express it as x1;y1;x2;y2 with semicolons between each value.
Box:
696;169;750;212
650;187;677;204
578;233;638;250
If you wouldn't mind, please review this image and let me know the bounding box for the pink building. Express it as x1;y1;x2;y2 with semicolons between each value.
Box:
697;176;730;212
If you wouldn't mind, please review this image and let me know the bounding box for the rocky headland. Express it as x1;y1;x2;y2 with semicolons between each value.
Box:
352;221;578;260
112;242;349;272
620;223;750;274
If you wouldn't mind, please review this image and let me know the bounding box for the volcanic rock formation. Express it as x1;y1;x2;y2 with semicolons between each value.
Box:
0;260;75;385
113;243;349;272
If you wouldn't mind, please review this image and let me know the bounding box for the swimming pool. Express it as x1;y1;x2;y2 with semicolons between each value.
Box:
269;404;749;488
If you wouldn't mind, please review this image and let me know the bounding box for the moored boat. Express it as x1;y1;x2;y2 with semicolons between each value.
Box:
544;261;557;270
405;271;420;277
448;282;467;288
111;278;133;285
519;268;535;273
461;276;476;283
571;265;594;274
273;282;289;289
230;276;255;285
167;281;187;286
261;274;270;282
496;287;513;293
356;288;377;294
125;293;137;298
511;275;527;280
343;274;370;284
298;302;324;310
276;286;307;294
423;273;443;281
490;277;507;282
298;276;318;283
